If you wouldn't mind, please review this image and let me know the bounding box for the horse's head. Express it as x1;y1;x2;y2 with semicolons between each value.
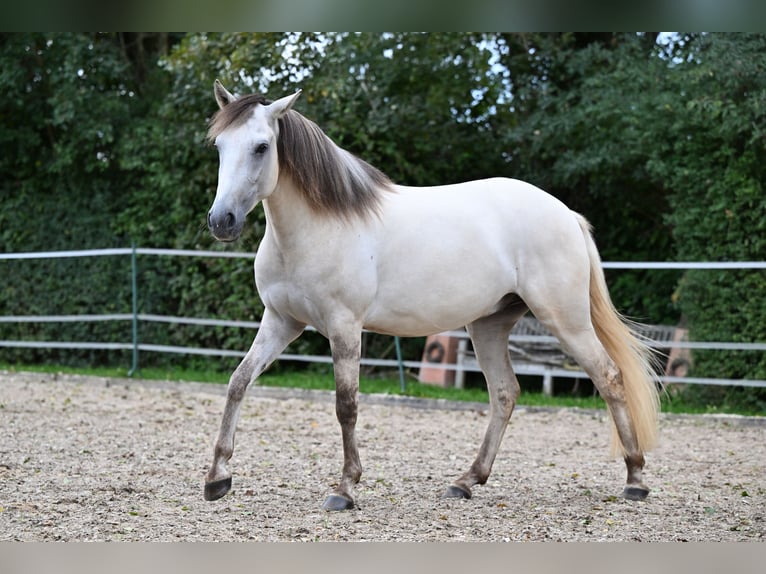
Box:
207;80;301;242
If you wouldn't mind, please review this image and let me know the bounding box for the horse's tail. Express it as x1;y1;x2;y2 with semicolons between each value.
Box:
576;214;661;456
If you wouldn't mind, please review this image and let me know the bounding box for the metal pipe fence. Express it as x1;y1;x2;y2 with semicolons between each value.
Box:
1;247;765;390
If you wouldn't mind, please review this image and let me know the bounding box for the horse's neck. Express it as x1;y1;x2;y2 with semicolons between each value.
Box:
262;179;323;249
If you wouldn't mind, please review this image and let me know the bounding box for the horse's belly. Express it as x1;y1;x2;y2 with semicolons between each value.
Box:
363;259;516;337
363;294;509;337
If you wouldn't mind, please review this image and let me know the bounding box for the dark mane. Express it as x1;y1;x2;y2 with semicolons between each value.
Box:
208;94;394;220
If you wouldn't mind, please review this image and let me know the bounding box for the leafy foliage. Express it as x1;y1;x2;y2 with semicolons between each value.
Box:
1;33;148;365
644;34;766;410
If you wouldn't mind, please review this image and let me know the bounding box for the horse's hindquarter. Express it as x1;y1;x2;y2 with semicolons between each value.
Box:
364;178;584;337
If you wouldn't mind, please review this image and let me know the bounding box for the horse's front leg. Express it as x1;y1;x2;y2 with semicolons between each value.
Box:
322;329;363;511
204;309;304;501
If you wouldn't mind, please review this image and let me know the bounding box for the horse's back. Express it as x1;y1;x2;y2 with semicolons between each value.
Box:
390;177;576;235
382;177;584;270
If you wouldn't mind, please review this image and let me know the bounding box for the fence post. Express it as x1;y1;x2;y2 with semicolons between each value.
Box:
542;368;553;397
127;242;140;377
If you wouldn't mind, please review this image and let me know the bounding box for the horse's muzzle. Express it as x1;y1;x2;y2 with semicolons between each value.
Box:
207;209;243;242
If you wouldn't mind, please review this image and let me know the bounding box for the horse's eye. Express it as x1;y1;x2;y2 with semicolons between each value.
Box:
254;143;269;155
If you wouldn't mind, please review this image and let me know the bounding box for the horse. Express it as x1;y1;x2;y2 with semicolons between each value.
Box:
203;80;661;511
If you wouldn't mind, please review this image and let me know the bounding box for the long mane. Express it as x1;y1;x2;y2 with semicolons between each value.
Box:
208;94;394;220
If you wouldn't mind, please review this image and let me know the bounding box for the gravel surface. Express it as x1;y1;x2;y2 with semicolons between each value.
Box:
0;371;764;541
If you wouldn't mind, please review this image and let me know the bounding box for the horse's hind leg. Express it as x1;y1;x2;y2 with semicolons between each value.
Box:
444;306;525;500
204;308;304;501
531;305;653;500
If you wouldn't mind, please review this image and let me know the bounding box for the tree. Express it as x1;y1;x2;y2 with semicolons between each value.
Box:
646;34;766;411
0;33;179;366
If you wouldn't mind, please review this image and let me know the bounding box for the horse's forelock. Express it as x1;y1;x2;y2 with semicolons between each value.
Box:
207;93;272;142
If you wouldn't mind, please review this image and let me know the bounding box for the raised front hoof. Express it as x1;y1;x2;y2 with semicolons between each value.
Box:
204;477;232;501
622;485;650;501
442;485;472;500
322;494;355;511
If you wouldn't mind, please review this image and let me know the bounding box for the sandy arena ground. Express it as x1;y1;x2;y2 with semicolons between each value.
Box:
0;371;763;541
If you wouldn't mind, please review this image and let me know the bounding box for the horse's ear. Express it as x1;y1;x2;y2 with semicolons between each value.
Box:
266;90;302;119
214;80;238;109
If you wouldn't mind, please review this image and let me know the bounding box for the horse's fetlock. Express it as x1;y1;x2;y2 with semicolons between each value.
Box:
213;445;233;465
624;453;645;471
467;462;490;486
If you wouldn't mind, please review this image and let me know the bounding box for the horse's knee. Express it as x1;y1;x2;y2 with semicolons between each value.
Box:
226;379;248;403
335;387;358;424
225;363;255;402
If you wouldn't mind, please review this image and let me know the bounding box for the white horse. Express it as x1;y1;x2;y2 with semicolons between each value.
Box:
204;81;660;511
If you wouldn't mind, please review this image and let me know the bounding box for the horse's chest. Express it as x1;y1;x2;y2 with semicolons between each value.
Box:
255;241;377;326
255;252;311;309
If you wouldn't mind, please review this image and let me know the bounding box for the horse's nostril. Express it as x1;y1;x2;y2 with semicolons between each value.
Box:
208;210;236;231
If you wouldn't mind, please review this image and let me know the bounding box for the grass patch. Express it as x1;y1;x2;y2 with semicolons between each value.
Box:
257;371;609;410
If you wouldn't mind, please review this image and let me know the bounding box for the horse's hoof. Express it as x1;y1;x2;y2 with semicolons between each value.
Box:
322;494;355;511
204;477;232;501
622;486;649;501
442;485;472;500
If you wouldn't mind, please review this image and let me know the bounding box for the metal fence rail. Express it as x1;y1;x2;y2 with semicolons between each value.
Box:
1;247;765;390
